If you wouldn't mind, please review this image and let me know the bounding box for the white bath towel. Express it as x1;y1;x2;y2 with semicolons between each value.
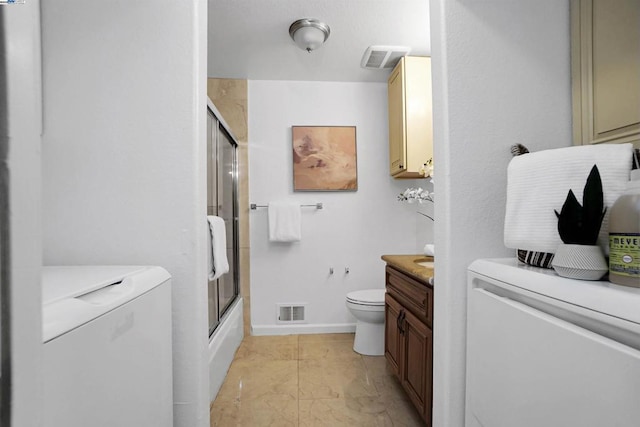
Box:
268;202;301;242
207;216;229;281
504;143;633;254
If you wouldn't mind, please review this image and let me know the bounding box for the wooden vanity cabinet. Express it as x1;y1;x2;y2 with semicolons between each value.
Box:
384;265;433;425
387;56;434;178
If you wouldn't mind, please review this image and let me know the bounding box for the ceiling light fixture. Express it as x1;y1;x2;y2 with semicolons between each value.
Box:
289;18;330;53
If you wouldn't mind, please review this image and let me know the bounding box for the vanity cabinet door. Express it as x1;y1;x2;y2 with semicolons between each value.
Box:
384;293;403;377
401;307;432;423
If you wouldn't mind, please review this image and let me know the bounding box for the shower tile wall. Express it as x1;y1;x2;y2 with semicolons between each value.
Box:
207;78;251;335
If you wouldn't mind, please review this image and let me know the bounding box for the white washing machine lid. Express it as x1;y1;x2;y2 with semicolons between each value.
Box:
468;258;640;326
346;289;385;305
42;266;171;343
43;266;148;305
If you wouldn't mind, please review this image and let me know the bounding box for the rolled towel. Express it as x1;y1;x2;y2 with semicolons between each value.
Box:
504;143;633;255
268;202;301;242
423;244;435;256
207;216;229;281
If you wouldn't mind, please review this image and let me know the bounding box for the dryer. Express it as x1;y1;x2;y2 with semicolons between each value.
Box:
466;258;640;427
42;266;173;427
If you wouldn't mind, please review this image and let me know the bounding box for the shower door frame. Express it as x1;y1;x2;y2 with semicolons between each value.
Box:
207;103;239;337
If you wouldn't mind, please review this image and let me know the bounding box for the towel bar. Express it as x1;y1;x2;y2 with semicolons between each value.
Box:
250;203;323;210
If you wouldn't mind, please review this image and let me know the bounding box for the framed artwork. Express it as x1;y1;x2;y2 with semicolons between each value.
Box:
292;126;358;191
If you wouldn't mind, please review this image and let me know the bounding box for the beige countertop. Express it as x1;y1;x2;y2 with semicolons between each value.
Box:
381;254;434;285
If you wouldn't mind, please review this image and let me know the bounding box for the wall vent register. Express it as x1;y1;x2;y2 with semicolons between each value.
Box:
277;304;306;323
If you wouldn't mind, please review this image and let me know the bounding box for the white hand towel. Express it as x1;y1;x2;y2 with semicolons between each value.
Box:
268;202;301;242
504;143;633;254
423;244;435;257
207;216;229;281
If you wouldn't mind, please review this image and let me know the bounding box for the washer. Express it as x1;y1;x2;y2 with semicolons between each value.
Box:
466;258;640;427
42;266;173;427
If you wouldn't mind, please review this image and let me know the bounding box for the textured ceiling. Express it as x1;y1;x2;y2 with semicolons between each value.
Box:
207;0;430;83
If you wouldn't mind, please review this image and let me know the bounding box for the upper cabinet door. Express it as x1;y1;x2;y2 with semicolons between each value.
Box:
571;0;640;148
388;56;433;178
388;61;406;175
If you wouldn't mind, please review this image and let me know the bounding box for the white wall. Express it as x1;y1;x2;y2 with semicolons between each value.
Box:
248;80;429;334
41;2;209;426
429;1;572;426
2;2;43;425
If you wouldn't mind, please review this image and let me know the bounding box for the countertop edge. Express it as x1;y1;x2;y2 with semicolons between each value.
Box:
381;254;434;285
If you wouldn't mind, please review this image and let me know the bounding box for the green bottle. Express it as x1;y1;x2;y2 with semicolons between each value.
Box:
609;170;640;287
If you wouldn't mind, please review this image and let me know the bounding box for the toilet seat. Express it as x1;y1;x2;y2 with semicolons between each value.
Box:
346;289;385;306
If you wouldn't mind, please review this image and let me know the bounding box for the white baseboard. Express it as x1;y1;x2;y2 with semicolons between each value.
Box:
251;323;356;336
208;298;244;403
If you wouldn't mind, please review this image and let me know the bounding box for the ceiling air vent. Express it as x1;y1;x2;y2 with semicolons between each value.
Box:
361;45;411;69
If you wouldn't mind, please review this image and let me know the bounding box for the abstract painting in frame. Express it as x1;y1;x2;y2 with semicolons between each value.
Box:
292;126;358;191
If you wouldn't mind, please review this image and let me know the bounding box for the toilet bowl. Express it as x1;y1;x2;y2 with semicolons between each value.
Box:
345;289;386;356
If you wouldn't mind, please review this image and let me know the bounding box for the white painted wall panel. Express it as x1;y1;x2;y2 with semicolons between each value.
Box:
248;80;430;332
429;1;572;426
41;2;209;426
3;2;44;425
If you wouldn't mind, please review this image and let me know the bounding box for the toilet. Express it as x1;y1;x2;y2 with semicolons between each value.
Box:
345;289;386;356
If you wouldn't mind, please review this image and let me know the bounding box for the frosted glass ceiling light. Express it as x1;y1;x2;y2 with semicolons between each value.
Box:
289;18;330;53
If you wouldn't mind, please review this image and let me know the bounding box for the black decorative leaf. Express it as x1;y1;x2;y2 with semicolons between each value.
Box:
555;165;606;245
556;190;583;244
582;165;604;244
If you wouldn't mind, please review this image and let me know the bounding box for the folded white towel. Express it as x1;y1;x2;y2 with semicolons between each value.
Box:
504;143;633;254
207;216;229;281
268;202;301;242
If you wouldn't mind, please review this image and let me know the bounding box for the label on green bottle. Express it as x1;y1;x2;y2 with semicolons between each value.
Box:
609;233;640;277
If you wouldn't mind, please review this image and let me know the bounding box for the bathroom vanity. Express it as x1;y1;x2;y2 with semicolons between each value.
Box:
381;255;434;425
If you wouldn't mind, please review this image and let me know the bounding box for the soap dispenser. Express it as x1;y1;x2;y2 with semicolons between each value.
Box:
608;169;640;287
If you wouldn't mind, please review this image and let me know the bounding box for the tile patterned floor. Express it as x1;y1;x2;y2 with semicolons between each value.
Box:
210;333;424;426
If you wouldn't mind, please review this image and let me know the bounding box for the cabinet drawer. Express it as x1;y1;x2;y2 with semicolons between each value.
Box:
386;266;433;327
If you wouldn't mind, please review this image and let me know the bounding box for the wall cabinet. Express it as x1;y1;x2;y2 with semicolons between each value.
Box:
388;56;434;178
384;265;433;425
571;0;640;148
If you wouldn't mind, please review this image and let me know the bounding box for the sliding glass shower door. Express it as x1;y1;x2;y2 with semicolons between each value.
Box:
207;107;239;336
215;126;238;319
